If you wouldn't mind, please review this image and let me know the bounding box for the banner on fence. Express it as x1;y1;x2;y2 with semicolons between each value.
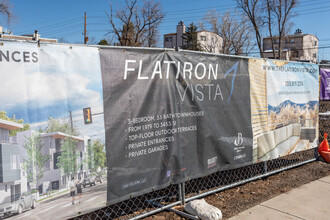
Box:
0;41;320;211
250;60;319;162
100;49;253;204
0;41;106;219
320;68;330;100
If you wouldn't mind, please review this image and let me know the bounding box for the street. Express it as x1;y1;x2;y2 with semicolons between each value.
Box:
4;181;107;220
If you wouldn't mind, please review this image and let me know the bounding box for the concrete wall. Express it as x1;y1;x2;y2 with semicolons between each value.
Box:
197;31;223;54
263;34;318;62
303;35;318;63
0;143;21;183
164;34;177;48
0;182;13;204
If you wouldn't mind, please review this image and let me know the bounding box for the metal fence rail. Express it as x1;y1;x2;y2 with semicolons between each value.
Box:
73;149;317;220
72;95;329;220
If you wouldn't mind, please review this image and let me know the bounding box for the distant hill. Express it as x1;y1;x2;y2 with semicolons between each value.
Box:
268;100;318;114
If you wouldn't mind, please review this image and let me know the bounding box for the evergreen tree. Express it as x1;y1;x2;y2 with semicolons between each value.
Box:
182;23;202;51
98;39;109;45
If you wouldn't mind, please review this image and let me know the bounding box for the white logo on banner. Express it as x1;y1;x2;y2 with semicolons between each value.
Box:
234;133;243;146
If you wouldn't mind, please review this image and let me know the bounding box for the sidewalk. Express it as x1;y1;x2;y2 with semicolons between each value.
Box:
37;188;69;203
228;175;330;220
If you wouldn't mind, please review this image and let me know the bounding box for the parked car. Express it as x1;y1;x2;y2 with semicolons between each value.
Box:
83;177;96;188
0;192;37;217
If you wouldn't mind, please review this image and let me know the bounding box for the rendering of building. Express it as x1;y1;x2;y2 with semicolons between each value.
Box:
164;21;223;53
0;119;27;206
263;29;318;63
15;130;88;194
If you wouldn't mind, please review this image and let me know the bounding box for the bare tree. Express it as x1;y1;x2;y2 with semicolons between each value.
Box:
0;0;12;24
107;0;164;47
204;10;254;55
265;0;276;58
236;0;297;59
236;0;264;57
272;0;297;59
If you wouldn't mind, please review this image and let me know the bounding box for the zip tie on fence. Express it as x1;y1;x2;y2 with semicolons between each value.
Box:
319;111;330;116
145;199;199;220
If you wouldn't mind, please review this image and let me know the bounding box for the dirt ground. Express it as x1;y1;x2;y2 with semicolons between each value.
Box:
144;161;330;220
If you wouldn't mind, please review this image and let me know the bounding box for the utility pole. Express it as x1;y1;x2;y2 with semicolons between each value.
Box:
148;6;151;47
84;12;88;44
69;111;74;133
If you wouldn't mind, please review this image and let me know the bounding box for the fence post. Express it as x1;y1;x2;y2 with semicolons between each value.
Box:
181;183;185;205
263;161;268;174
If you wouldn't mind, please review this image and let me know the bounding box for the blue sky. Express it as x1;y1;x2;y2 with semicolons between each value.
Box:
2;0;330;61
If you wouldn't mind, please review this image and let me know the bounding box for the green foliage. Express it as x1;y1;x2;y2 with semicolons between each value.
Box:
182;23;202;51
92;139;106;169
121;22;139;46
22;134;50;189
0;110;30;136
57;137;79;176
44;117;79;136
86;140;94;170
98;39;109;45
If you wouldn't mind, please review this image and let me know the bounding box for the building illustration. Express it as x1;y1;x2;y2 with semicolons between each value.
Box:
15;130;88;194
0;119;27;206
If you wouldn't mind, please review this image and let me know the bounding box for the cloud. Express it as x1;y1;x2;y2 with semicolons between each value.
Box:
0;43;103;123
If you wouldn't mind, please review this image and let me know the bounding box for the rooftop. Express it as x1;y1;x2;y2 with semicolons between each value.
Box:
40;132;84;142
0;118;23;131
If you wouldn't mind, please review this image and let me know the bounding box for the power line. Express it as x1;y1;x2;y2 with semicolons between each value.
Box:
16;17;82;35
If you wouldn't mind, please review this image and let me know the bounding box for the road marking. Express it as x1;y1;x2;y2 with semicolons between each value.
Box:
36;205;55;214
85;196;100;203
15;210;34;220
63;202;75;208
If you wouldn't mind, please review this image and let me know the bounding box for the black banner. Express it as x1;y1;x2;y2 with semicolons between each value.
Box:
100;48;253;204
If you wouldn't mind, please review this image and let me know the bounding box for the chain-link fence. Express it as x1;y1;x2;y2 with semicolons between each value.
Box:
73;149;316;220
73;150;321;218
71;70;330;220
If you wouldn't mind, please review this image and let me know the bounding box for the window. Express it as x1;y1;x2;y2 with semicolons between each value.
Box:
314;41;317;46
53;152;61;169
165;37;172;42
201;36;206;41
0;128;9;143
10;155;19;170
313;53;317;58
290;38;295;43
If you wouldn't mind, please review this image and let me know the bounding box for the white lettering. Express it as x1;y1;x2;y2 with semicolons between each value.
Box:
124;60;136;80
138;60;148;79
164;61;176;79
183;62;193;79
195;63;206;79
151;60;162;79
